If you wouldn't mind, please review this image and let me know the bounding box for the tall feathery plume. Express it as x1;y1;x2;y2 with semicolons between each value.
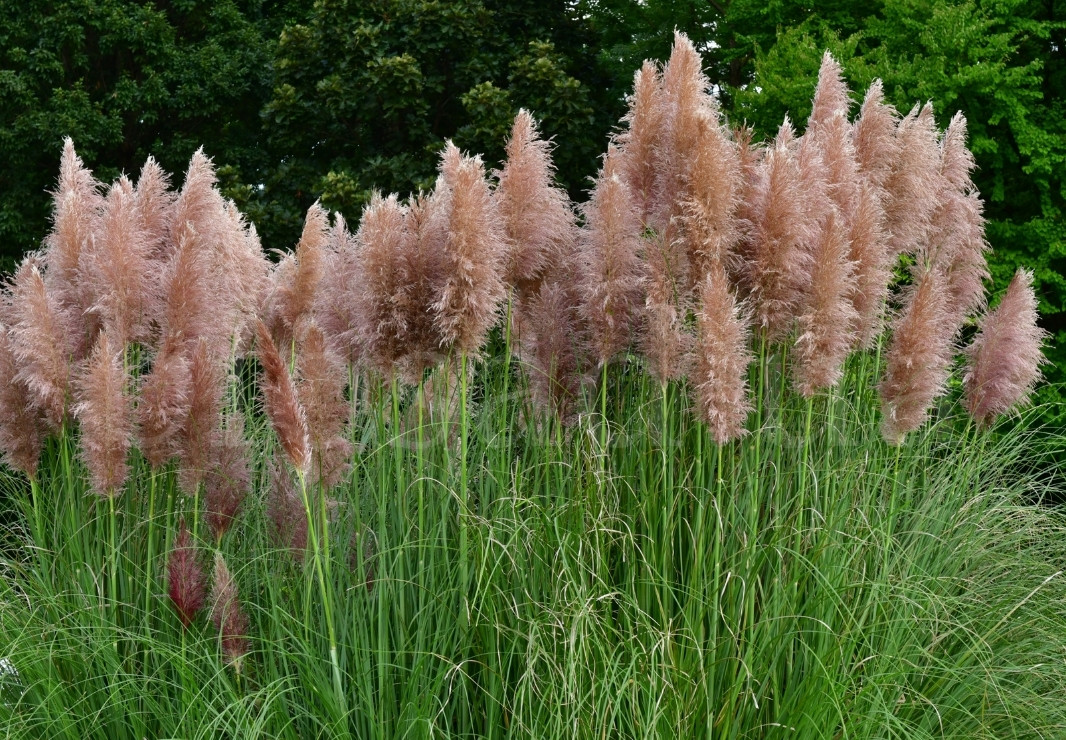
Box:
255;320;311;477
747;120;814;341
793;211;859;396
882;103;940;258
879;267;955;444
641;220;692;384
495;110;574;301
209;552;250;671
397;191;450;380
167;518;206;627
138;335;191;469
806;53;860;224
220;200;272;356
134;155;176;262
86;177;156;347
204;414;251;542
691;262;753;443
156;203;215;357
352;193;412;378
433;142;507;358
580;146;644;365
265;203;328;348
11;260;74;431
73;330;132;497
43;139;103;361
730;125;764;291
849;81;899;346
315;214;363;365
0;326;44;479
297;324;353;489
267;457;307;559
656;31;713;231
616;60;665;228
519;251;588;424
930;113;989;329
963;269;1047;427
682;107;740;283
852;80;900;192
177;338;225;496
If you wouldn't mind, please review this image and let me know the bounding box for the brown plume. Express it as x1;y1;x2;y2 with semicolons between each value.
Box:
963;269;1047;427
433;142;507;357
255;320;311;476
167;519;206;628
73;330;132;497
265;203;328;348
579;146;645;365
793;211;858;396
209;552;250;671
691;262;753;444
879;267;956;444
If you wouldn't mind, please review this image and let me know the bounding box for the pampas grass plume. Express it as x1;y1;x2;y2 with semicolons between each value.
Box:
138;336;191;469
617;60;664;227
255;319;311;477
691;262;753;443
209;551;250;671
167;518;205;628
879;267;955;444
204;414;251;542
298;324;353;489
177;337;225;496
73;330;132;497
963;268;1048;427
0;326;43;479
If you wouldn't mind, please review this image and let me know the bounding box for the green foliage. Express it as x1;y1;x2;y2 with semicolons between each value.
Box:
2;344;1065;736
259;0;616;247
0;0;291;259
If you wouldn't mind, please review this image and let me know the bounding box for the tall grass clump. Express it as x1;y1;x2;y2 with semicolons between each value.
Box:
1;34;1065;739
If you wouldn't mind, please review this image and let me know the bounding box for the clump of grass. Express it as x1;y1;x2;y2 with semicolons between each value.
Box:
0;31;1064;740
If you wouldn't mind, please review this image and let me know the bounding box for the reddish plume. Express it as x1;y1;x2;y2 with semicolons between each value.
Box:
204;414;251;541
10;260;74;431
495;110;574;294
134;155;176;261
396;191;450;380
641;221;692;384
882;103;940;258
852;81;900;191
352;193;412;378
682;106;740;282
267;457;308;559
747;120;813;342
579;146;644;366
297;324;353;489
266;203;328;348
616;60;665;227
691;262;753;444
209;552;250;670
793;212;858;396
138;336;192;469
879;268;956;444
86;177;156;347
433;142;507;357
255;320;311;476
316;214;364;365
73;330;132;498
963;269;1047;427
177;338;225;497
167;519;206;628
0;326;44;479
